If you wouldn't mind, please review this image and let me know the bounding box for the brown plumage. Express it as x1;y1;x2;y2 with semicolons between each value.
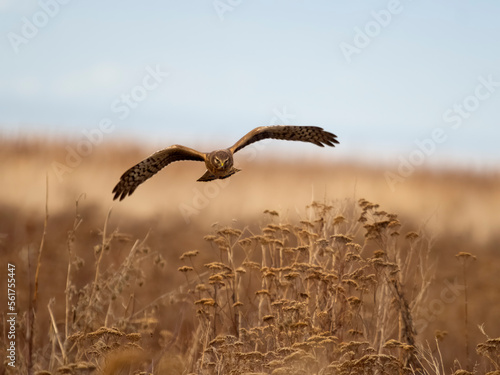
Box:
112;125;339;200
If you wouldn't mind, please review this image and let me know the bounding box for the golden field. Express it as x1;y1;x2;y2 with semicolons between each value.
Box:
1;137;499;374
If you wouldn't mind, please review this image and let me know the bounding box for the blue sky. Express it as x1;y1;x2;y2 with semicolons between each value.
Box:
1;0;499;168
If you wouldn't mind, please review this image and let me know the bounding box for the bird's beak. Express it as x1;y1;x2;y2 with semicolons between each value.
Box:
220;161;225;167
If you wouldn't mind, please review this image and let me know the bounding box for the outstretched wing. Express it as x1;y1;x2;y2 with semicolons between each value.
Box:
112;145;206;200
229;126;339;154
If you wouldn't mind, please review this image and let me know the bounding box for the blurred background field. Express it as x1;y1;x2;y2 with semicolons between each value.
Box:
2;1;500;373
1;136;499;373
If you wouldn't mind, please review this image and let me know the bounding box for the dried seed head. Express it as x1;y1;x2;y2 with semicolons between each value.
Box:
263;226;277;234
434;330;448;341
242;261;261;270
387;220;401;228
267;224;281;230
342;279;359;288
383;339;404;348
55;366;73;374
180;250;199;260
405;231;419;240
213;237;229;248
315;238;329;247
305;271;322;281
264;271;276;278
252;235;274;244
284;272;300;280
271;300;285;308
255;289;270;297
264;209;279;216
345;252;362;262
272;239;285;247
238;238;252;247
346;242;362;252
358;199;379;211
208;336;226;347
299;220;315;227
263;315;275;323
204;262;231;271
339;340;370;352
86;327;124;340
348;329;364;337
195;283;208;292
126;333;142;342
208;274;224;284
195;298;216;306
333;215;346;225
217;227;242;237
290;321;308;329
331;234;354;245
298;229;318;238
347;296;362;307
455;252;477;262
266;359;285;368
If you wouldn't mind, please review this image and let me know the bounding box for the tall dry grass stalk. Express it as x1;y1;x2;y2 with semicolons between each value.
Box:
27;174;49;373
4;198;500;375
455;251;477;371
176;199;437;374
6;199;167;374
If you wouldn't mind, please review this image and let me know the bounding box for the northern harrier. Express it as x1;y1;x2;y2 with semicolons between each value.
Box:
112;125;339;200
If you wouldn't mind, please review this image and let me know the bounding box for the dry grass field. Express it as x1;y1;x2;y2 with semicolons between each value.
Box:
1;137;499;374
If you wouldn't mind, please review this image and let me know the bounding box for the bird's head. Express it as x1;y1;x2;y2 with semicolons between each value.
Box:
210;150;233;171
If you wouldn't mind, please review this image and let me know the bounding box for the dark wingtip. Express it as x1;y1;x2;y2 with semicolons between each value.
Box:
112;182;129;201
112;183;120;201
326;131;339;147
114;190;128;201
